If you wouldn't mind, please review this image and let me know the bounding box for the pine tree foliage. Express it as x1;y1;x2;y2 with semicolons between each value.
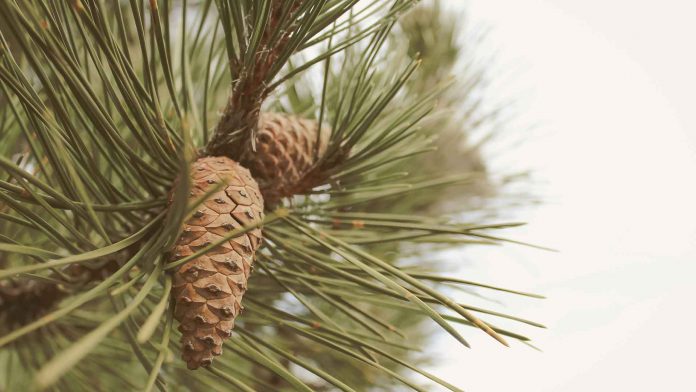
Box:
0;1;543;391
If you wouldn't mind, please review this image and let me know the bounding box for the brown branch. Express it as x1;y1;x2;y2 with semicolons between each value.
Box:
205;1;304;159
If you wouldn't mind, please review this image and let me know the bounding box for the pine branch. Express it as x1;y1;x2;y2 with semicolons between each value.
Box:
0;1;542;390
207;0;307;157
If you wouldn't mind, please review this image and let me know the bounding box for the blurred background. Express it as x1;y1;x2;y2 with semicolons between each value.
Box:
430;1;696;391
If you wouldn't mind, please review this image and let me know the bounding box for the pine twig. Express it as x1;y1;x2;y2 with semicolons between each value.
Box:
206;1;304;158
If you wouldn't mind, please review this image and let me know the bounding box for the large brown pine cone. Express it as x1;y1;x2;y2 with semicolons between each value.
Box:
172;156;264;369
241;112;331;205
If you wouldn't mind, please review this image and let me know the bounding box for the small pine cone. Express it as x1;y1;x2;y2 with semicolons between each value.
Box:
0;279;65;328
241;112;331;205
171;156;264;370
0;259;122;330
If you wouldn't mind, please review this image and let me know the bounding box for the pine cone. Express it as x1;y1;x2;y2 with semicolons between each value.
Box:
241;112;331;205
0;258;122;330
0;279;65;328
172;156;264;370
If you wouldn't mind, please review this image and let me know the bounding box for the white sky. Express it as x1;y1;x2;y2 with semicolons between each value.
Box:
427;1;696;391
